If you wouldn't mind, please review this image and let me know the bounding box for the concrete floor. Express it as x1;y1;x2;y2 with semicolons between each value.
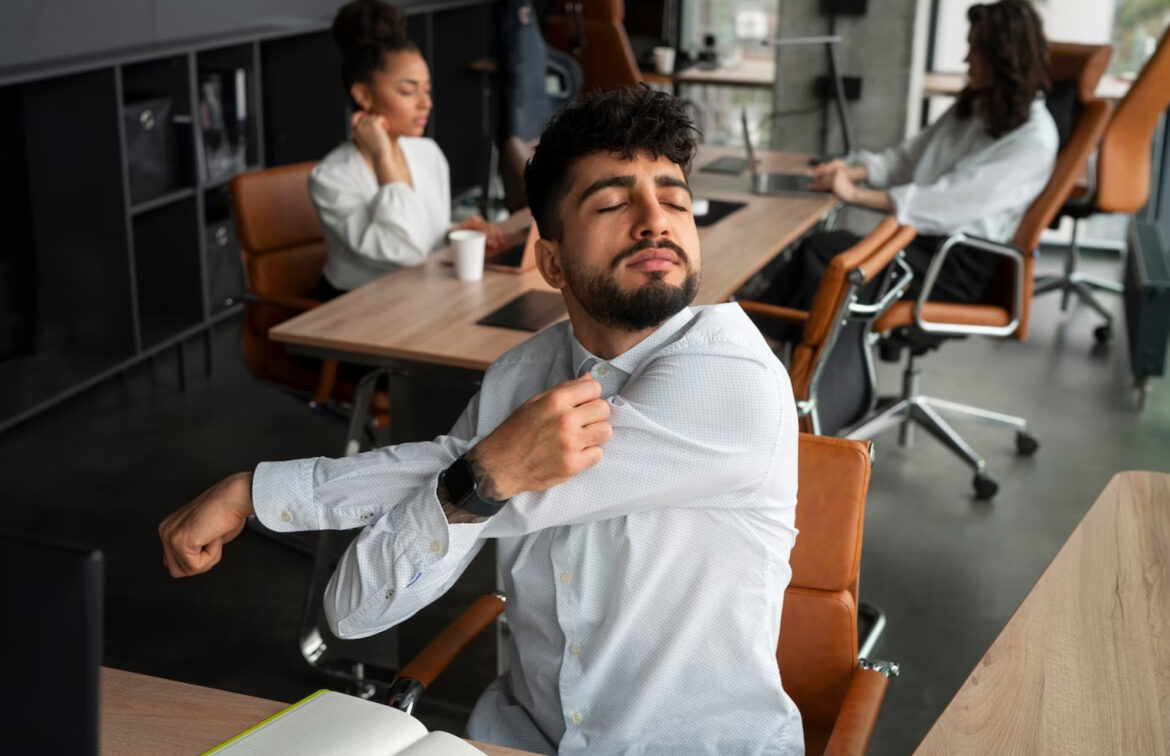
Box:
1;252;1167;754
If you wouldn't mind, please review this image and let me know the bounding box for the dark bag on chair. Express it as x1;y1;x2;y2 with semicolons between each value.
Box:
124;97;178;204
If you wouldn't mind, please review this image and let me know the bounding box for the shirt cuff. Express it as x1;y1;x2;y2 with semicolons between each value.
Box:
886;183;916;226
389;471;454;563
854;151;891;188
252;459;321;532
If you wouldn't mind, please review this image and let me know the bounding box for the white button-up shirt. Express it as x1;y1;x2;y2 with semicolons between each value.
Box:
252;303;803;755
852;98;1058;243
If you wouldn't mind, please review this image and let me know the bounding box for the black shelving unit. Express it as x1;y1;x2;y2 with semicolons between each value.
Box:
0;0;500;434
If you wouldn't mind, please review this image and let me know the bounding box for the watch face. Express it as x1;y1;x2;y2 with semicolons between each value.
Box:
444;457;477;502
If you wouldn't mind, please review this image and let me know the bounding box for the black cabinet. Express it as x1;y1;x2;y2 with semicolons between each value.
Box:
0;2;500;433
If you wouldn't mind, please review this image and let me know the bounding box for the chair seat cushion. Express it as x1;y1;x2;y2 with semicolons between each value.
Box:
873;300;1012;333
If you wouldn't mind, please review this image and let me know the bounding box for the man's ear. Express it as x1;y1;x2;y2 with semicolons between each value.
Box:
535;237;566;290
350;82;373;112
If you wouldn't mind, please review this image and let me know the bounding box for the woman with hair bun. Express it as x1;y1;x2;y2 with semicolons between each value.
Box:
310;0;512;296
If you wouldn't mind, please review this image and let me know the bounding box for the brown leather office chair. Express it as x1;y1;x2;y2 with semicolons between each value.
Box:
740;218;917;436
383;434;897;756
1036;30;1170;343
845;43;1114;499
543;0;642;92
231;163;388;421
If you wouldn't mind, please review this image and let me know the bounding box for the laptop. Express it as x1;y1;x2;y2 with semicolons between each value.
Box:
0;530;103;756
484;223;539;274
742;111;822;196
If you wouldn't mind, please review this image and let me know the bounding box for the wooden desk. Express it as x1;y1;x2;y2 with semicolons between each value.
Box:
673;59;774;88
101;667;538;756
914;472;1170;755
922;70;1133;100
270;146;832;374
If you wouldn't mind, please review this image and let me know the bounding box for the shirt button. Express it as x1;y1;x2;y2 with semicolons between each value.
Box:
569;644;581;657
560;573;572;585
569;711;583;725
279;511;292;523
361;511;373;521
430;540;442;554
385;588;395;599
596;365;610;376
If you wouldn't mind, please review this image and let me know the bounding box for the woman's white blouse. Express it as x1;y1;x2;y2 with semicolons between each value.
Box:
309;137;452;291
852;98;1059;243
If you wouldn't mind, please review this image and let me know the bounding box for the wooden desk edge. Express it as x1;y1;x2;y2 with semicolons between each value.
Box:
101;667;540;756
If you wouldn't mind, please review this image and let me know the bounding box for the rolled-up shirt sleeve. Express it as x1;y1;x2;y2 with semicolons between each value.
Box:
851;106;957;189
252;395;488;639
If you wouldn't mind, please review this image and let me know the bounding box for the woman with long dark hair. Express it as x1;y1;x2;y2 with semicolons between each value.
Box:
761;0;1057;325
310;0;513;297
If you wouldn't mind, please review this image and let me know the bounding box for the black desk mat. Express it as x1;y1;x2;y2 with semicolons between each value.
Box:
695;199;747;227
477;291;566;332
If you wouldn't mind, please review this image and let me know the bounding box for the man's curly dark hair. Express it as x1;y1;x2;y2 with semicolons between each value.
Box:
524;85;700;241
956;0;1050;139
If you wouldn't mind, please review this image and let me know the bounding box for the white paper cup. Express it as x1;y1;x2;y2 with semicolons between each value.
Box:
449;229;487;281
652;46;676;75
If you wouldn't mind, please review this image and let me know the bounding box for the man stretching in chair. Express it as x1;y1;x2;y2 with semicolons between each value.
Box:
160;86;804;755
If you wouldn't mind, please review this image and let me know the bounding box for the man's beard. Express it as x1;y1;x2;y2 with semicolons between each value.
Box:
564;239;700;332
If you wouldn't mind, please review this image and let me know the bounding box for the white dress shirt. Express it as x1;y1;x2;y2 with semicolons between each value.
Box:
309;138;452;291
852;98;1058;242
252;303;804;755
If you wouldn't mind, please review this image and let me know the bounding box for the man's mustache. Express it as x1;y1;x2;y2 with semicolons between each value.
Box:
611;239;691;270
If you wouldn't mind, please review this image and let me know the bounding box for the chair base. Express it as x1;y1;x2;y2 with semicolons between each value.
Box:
1034;271;1122;342
845;354;1038;500
1033;217;1123;343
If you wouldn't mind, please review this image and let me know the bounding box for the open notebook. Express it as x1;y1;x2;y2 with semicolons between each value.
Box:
203;690;485;756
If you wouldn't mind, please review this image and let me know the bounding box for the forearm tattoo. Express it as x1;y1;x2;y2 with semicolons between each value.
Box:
465;447;505;502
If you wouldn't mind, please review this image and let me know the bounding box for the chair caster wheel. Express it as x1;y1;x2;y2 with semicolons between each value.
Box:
1015;431;1039;456
1093;324;1112;343
973;474;999;500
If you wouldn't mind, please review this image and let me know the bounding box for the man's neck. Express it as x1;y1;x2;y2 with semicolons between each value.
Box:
566;302;657;360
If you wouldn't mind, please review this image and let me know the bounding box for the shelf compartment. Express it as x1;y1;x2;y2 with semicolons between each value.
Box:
132;196;204;349
120;55;196;205
195;43;261;186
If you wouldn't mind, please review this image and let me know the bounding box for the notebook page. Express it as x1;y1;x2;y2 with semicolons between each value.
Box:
398;730;486;756
211;691;427;755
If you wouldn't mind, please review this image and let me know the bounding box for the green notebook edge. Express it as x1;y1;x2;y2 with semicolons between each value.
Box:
201;689;333;755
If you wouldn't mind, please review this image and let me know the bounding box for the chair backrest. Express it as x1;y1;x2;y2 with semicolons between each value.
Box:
1096;26;1170;214
999;42;1114;340
543;0;641;92
788;218;916;434
230;162;327;385
779;433;872;755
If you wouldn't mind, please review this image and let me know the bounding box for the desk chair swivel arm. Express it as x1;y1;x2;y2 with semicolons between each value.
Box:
908;233;1026;338
387;593;507;715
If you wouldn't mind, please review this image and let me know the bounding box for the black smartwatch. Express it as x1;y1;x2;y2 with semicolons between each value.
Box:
440;455;507;517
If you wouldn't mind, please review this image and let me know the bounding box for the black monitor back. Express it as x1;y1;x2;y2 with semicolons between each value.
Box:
0;530;103;756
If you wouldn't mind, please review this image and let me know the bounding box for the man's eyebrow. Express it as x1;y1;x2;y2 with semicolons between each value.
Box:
396;78;426;87
577;173;693;204
657;175;693;197
578;175;635;205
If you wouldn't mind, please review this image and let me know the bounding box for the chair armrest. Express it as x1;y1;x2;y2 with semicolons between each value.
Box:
823;665;895;756
737;300;811;324
388;593;506;714
912;233;1026;337
242;290;322;312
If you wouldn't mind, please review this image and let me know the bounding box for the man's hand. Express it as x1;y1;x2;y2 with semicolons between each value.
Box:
159;472;255;578
469;374;612;501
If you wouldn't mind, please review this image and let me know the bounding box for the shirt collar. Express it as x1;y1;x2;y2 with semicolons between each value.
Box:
569;307;695;380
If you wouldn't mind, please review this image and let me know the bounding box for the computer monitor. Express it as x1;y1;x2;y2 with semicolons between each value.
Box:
624;0;680;69
0;530;103;756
